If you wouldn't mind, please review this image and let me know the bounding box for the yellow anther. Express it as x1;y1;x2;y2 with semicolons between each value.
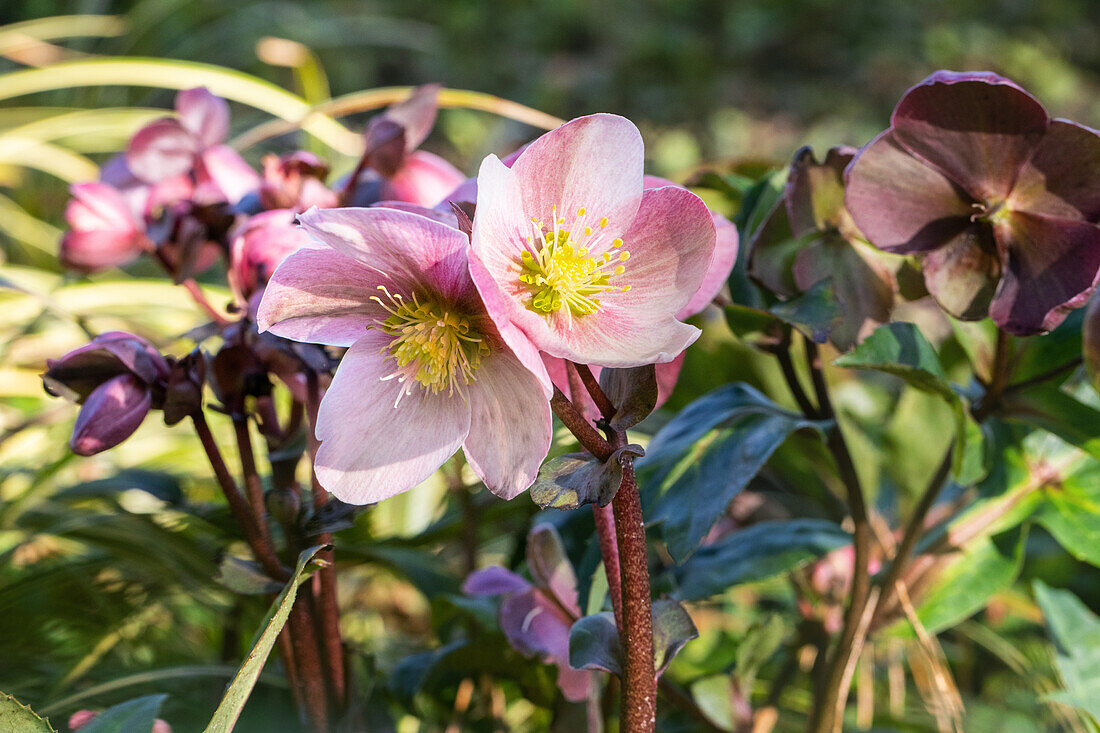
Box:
619;251;630;261
599;217;609;228
577;207;586;216
612;238;623;248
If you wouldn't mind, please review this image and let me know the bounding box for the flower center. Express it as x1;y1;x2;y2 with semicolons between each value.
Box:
518;206;631;318
370;286;489;403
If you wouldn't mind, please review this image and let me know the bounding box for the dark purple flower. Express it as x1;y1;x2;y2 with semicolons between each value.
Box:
845;71;1100;335
127;88;259;205
463;524;593;701
43;332;170;456
749;146;897;350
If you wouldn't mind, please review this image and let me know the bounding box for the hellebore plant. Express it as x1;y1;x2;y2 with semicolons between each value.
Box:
846;71;1100;335
258;206;553;502
469;114;717;368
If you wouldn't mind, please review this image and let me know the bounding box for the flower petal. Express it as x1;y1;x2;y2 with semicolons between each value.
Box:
891;71;1048;202
510;113;644;238
198;145;261;205
257;246;390;347
921;223;1002;320
175;87;230;148
384;83;441;153
70;374;151;456
785;146;857;237
462;347;553;500
313;333;471;503
381;150;467;207
297;205;477;307
60;231;146;272
989;211;1100;334
127;118;198;183
1009;120;1100;221
845;130;975;254
463;566;531;596
499;587;574;664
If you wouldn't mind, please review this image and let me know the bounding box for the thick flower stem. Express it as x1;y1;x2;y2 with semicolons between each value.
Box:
612;463;657;733
232;416;275;549
593;504;624;628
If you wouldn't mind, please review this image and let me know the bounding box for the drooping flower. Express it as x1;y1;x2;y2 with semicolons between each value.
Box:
468;114;717;367
228;208;313;304
346;84;466;208
257;206;552;502
463;524;593;701
127;87;260;205
845;71;1100;335
258;151;338;212
43;332;170;456
59;182;151;272
749;147;897;350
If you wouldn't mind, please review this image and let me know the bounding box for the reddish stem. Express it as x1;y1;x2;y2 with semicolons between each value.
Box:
593;504;623;628
181;278;229;325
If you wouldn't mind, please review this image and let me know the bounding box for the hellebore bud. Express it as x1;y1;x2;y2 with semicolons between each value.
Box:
43;332;170;456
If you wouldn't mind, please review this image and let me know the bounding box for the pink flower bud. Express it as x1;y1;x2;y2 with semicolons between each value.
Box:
259;152;338;211
229;209;312;301
60;182;150;272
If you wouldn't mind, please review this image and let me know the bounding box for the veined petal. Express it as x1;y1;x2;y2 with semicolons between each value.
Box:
313;333;471;504
845;130;975;254
381;150;466;207
990;211;1100;335
1009;120;1100;221
127;118;198;183
463;347;553;500
891;71;1048;202
176;87;230;148
297;206;477;307
257;246;391;347
510;113;644;240
921;223;1001;321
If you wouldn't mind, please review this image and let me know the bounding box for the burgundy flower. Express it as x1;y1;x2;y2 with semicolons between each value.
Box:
845;71;1100;335
43;332;170;456
259;151;338;212
349;84;465;208
463;524;593;701
749;146;897;350
127;87;259;205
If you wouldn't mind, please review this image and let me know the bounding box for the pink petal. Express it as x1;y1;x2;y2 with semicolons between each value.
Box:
462;348;553;499
313;332;471;503
383;83;441;153
198;145;261;205
556;665;594;703
499;587;574;662
66;182;139;232
60;231;146;272
176;87;230;148
891;71;1048;202
510;114;644;241
845;130;976;254
127;118;198;183
381;150;467;207
257;246;391;347
297;206;477;307
369;200;460;229
989;211;1100;334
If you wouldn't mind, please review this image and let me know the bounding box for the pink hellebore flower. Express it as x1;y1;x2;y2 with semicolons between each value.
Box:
59;182;151;272
259;151;339;212
463;524;593;702
229;209;312;303
469;114;717;368
257;206;552;503
127;87;259;205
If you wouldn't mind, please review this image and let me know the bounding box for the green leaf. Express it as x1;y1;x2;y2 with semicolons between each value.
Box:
1034;580;1100;722
80;695;166;733
893;526;1027;636
214;556;284;595
1003;385;1100;462
530;445;644;510
768;278;842;344
202;545;328;733
569;612;621;676
1035;461;1100;567
640;383;826;561
673;519;850;600
834;322;969;473
0;693;56;733
599;365;658;430
652;599;698;674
